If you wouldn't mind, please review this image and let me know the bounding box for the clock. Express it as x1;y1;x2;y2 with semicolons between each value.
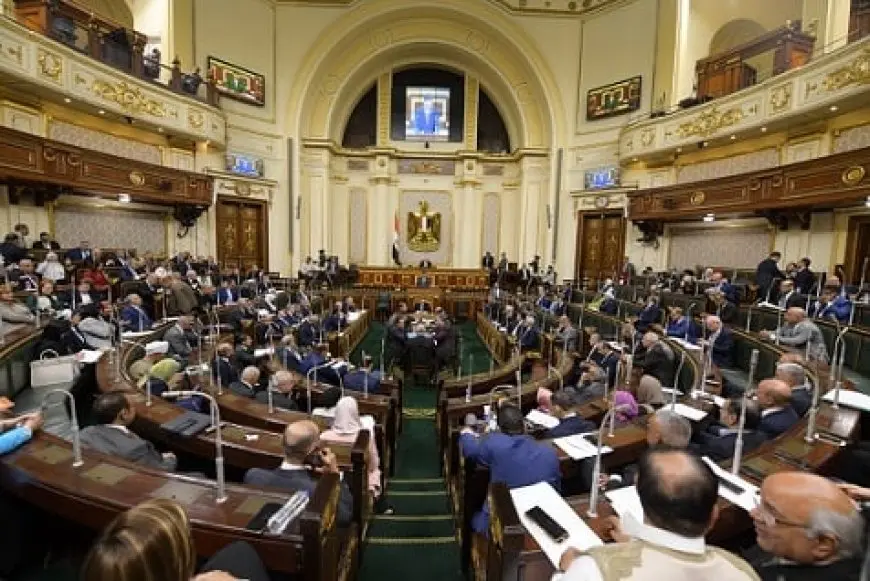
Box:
593;196;609;209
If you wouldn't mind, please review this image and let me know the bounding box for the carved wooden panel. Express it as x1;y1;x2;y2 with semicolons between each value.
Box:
216;198;267;270
627;145;870;221
575;212;625;282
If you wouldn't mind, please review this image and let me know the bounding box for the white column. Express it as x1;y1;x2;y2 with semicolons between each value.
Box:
519;157;549;264
456;157;482;268
330;173;349;263
301;148;330;260
826;0;852;52
673;0;693;106
367;154;392;266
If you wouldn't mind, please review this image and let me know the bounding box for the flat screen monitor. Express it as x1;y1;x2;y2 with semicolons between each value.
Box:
405;87;450;141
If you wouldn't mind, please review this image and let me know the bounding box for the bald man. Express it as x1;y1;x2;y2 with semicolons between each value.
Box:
630;332;675;393
756;379;799;438
243;420;352;526
751;472;865;580
558;450;758;580
766;308;828;363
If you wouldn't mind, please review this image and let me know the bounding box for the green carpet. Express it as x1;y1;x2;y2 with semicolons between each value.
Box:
355;321;494;581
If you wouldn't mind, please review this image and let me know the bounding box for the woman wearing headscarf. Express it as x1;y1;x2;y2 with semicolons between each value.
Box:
319;396;389;512
612;389;639;425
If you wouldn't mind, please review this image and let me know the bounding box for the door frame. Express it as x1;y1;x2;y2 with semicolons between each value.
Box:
844;214;870;284
216;196;270;271
574;210;626;282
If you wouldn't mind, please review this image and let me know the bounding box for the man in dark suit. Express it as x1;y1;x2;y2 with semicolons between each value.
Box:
433;318;456;369
163;315;199;364
776;280;803;309
228;366;260;398
695;398;767;462
514;315;541;352
32;232;60;250
135;274;161;320
792;257;815;295
631;332;675;392
61;310;96;353
482;252;495;270
79;392;177;471
256;370;299;410
65;241;92;263
775;362;812;417
297;314;321;348
120;293;153;332
243;420;353;527
216;279;239;305
757;379;800;438
212;342;239;388
323;302;347;333
0;233;25;265
300;344;329;374
701;315;734;369
546;391;596;438
459;404;560;533
418;259;433;268
343;356;383;393
633;296;661;333
755;251;785;302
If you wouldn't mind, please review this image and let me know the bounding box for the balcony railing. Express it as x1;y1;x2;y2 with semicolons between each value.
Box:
11;0;218;107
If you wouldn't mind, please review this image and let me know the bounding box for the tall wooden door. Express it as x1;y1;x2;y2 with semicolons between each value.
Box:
216;197;268;271
574;212;626;284
844;216;870;284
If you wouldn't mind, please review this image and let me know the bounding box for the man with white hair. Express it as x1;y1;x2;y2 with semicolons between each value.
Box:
256;369;299;410
775;361;812;416
764;307;828;363
120;293;152;332
228;366;261;398
751;472;865;580
36;252;65;283
514;314;541;352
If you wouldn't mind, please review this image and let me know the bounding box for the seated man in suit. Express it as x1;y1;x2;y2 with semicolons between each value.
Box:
554;315;578;352
300;343;330;375
79;391;177;471
546;391;596;438
228;366;260;398
695;398;767;462
757;378;799;438
700;315;733;369
764;307;828;363
775;362;812;417
216;278;239;305
323;302;347;333
32;231;60;250
163;315;198;365
631;332;675;394
234;334;257;369
243;419;353;527
664;306;697;343
751;472;865;581
211;342;240;388
514;315;541;352
343;355;383;393
257;369;299;410
572;363;607;404
120;293;153;332
776;279;803;309
459;404;560;533
809;287;852;323
297;314;321;348
633;295;661;334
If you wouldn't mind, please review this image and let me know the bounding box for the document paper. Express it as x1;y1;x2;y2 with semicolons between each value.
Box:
553;434;612;460
702;456;759;513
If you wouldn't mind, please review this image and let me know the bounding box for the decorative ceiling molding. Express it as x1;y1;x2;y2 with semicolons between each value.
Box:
273;0;630;16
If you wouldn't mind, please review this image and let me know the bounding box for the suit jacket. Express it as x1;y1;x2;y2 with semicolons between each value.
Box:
790;386;812;417
243;467;353;527
32;240;60;250
482;255;495;269
793;269;816;295
65;248;93;263
460;432;560;532
634;343;675;387
709;328;734;369
323;313;346;333
298;321;320;347
255;390;297;410
120;305;153;332
695;426;767;462
343;370;382;393
666;317;697;343
515;325;541;351
755;258;785;293
80;425;176;471
759;407;799;438
778;291;804;310
164;325;195;358
811;297;852;323
635;304;661;333
545;415;596;439
166;281;199;315
216;287;239;305
755;556;862;581
61;325;94;353
212;357;239;387
228;380;257;398
554;326;578;352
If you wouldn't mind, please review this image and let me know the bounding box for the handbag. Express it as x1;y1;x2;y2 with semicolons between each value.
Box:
30;349;80;388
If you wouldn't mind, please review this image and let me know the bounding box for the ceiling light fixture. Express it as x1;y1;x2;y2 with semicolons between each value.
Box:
118;194;131;203
63;98;71;103
761;126;768;133
703;213;715;223
98;109;105;115
676;147;682;153
830;105;839;112
730;135;737;140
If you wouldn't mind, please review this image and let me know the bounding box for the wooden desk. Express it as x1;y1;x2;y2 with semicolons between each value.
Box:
355;266;489;290
0;433;355;580
328;310;372;359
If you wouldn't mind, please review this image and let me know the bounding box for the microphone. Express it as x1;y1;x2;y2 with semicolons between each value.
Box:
732;349;758;475
42;389;83;468
466;354;474;403
670;352;686;407
774;308;784;345
831;337;847;409
488;384;517;428
745;304;753;332
684;303;697;342
587;403;623;518
305;362;333;414
161;390;227;503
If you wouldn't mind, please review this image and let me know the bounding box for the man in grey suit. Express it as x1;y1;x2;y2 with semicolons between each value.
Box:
765;307;829;363
243;419;353;527
554;315;579;352
163;315;199;364
79;392;177;471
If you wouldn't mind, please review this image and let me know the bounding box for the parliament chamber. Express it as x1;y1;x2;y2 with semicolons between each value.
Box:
3;0;870;580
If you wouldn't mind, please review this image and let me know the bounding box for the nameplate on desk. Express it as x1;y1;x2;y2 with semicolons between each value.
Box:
822;390;870;412
554;433;612;460
525;410;559;429
510;481;603;567
668;403;708;422
161;317;180;323
702;457;758;513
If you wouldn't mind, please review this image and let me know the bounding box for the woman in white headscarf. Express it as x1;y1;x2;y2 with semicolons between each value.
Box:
319;396;383;502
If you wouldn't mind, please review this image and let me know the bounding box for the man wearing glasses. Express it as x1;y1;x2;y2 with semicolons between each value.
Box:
751;472;865;580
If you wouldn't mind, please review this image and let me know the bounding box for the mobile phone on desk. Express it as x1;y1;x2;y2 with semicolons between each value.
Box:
525;506;569;543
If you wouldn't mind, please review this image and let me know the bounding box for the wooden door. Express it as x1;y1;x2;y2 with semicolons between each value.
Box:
216;197;268;271
574;212;626;284
844;216;870;284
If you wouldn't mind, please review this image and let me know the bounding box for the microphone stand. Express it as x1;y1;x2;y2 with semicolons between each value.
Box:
745;304;753;333
671;352;685;406
831;338;847;409
852;257;869;326
42;389;83;468
305;362;332;414
161;391;226;503
466;354;474;403
732;349;758;475
587;405;621;518
608;360;620;438
774;308;783;346
684;303;695;342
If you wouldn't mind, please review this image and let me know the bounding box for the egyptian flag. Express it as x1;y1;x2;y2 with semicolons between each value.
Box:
391;211;402;266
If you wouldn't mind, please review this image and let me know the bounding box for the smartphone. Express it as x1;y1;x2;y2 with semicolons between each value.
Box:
525;506;569;543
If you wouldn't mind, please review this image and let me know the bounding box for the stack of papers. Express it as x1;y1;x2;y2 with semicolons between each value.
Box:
605;486;644;522
510;482;603;566
702;457;759;512
554;434;612;460
691;391;726;407
822;390;870;412
526;410;559;429
668;403;708;422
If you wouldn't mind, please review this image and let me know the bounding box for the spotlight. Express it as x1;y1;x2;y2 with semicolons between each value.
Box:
703;213;715;223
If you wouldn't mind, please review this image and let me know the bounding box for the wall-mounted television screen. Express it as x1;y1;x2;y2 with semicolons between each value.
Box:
404;87;450;141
